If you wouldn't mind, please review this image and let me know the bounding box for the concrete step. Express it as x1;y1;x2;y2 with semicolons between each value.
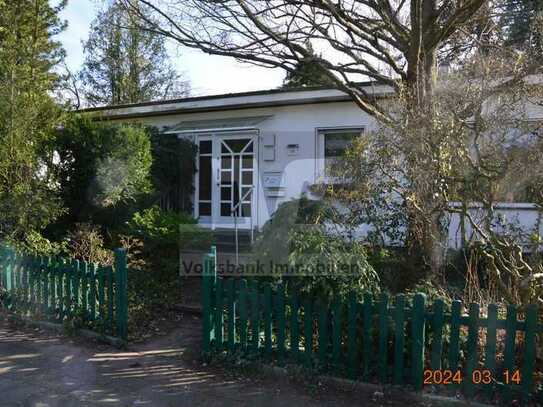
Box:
213;229;253;252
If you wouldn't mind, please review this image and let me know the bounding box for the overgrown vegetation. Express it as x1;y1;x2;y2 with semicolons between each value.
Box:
252;197;379;302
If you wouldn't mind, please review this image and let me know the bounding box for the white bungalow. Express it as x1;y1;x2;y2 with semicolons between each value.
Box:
84;84;543;250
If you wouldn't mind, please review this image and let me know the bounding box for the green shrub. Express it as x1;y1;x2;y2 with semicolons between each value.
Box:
252;197;379;302
251;196;323;267
127;205;213;250
13;230;67;257
51;114;153;237
288;227;380;301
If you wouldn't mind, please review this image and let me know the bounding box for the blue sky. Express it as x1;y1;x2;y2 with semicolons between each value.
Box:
57;0;284;96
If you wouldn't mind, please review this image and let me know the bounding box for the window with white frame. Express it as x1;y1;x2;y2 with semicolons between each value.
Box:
317;128;364;180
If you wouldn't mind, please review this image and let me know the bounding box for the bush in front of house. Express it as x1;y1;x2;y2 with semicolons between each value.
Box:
126;205;213;251
252;196;379;302
50;114;154;239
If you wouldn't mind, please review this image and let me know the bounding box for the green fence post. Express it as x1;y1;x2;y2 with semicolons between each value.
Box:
348;292;359;380
5;248;12;309
21;256;28;311
32;256;38;313
226;278;236;354
362;293;373;381
318;300;329;371
239;279;248;352
202;253;213;354
33;256;41;313
521;304;537;403
114;248;128;341
49;258;57;317
89;263;97;321
331;299;342;374
276;283;286;364
485;303;498;400
73;260;80;311
290;288;300;361
11;252;18;310
377;293;389;383
250;281;260;354
411;293;426;392
107;266;114;333
40;257;47;314
464;303;480;399
303;297;313;368
393;294;406;385
98;267;106;322
0;247;4;296
448;300;462;372
81;261;88;318
431;299;445;371
65;261;72;319
214;277;224;351
263;283;272;360
57;259;64;320
502;304;517;404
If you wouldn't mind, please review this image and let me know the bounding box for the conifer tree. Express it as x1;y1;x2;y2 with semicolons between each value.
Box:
0;0;66;239
80;1;189;107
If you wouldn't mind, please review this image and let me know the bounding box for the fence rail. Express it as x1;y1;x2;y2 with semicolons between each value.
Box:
201;247;542;405
0;246;128;340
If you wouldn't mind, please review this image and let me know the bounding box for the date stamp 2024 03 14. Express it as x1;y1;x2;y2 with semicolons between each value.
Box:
424;369;521;385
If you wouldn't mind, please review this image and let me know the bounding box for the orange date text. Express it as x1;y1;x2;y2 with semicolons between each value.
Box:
423;369;521;385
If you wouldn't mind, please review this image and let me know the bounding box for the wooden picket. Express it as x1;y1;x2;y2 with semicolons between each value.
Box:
200;248;543;404
0;245;128;341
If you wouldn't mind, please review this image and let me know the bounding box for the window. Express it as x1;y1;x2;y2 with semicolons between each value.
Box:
317;128;363;179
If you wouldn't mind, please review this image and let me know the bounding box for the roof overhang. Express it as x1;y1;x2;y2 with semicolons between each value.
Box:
79;83;394;120
163;115;273;134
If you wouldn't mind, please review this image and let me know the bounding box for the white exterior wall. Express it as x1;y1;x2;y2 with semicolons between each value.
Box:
446;203;543;251
98;87;543;248
116;101;379;228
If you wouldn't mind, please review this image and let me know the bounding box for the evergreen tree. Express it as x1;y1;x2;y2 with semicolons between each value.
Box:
80;1;189;107
282;43;333;88
0;0;66;239
500;0;543;56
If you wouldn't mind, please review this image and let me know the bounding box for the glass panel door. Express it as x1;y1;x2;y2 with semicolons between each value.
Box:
197;139;212;218
219;138;254;220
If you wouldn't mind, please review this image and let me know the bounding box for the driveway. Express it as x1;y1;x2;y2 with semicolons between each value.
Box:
0;313;430;407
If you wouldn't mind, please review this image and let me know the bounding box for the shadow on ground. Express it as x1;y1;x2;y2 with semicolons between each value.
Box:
0;313;432;407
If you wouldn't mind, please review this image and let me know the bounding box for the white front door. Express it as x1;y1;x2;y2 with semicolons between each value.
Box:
196;133;256;229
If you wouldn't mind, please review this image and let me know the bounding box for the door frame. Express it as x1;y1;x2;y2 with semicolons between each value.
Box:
194;130;259;230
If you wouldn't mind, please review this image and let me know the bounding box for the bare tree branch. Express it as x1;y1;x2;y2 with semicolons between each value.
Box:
118;0;489;123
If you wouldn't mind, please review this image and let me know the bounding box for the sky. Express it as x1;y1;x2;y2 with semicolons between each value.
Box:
57;0;285;97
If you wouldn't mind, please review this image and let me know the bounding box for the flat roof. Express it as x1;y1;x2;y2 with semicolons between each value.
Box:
79;82;394;120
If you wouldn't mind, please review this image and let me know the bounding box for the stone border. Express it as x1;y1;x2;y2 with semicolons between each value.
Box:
4;312;125;348
258;363;493;407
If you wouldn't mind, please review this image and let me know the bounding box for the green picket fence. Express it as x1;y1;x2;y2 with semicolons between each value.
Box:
202;247;543;404
0;246;128;340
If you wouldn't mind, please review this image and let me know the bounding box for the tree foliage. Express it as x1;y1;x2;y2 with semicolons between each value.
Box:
0;0;67;240
119;0;495;273
252;196;380;301
281;42;332;88
120;0;489;122
324;45;543;280
52;114;153;234
80;0;189;107
500;0;543;55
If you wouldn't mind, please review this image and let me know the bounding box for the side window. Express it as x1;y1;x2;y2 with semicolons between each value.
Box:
318;128;363;178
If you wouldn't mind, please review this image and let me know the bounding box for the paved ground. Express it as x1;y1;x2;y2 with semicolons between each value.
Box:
0;313;431;407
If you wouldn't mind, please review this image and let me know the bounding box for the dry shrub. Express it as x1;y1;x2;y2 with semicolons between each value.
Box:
65;223;113;265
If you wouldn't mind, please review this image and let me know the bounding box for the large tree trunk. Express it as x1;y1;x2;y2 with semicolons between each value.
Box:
404;29;444;275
